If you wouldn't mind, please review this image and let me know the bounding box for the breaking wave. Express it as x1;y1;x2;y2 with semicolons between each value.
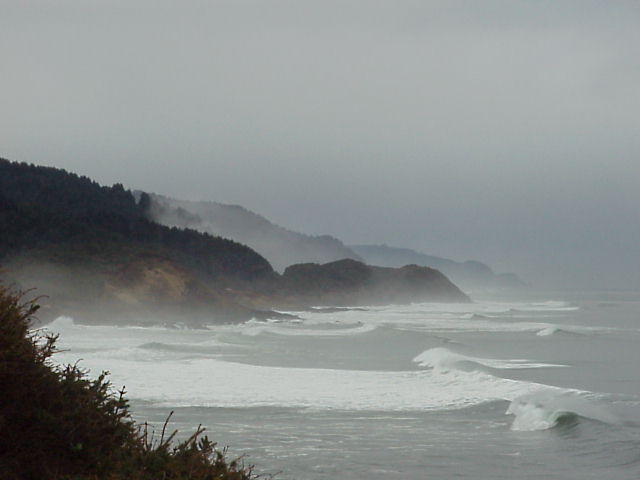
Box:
55;354;570;411
413;347;567;371
506;392;620;431
239;322;378;337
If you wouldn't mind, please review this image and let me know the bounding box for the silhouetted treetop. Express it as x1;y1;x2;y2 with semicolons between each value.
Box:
0;158;274;283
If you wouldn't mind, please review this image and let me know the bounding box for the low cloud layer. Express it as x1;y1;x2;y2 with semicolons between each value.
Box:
1;0;639;289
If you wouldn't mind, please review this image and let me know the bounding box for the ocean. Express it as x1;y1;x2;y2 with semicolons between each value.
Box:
49;291;640;479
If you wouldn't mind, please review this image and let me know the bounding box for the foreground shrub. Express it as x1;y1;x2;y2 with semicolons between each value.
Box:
0;284;261;480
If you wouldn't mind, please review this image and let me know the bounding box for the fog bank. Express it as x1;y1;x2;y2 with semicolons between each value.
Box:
1;1;638;289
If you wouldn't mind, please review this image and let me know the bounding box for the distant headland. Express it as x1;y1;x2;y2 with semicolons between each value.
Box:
0;158;469;327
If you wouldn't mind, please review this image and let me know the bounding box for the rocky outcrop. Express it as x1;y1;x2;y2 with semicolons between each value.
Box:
4;252;293;327
279;259;470;306
0;159;471;327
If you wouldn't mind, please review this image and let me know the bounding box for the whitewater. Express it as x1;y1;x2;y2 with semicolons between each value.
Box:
49;291;640;479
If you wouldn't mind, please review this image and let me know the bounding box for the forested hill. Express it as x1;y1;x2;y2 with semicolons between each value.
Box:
144;193;362;272
351;244;526;292
0;159;274;285
0;159;471;324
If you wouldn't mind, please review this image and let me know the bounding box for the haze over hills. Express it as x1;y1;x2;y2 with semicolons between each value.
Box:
0;159;280;325
143;193;362;272
351;244;527;292
141;193;524;292
281;258;468;306
0;159;468;325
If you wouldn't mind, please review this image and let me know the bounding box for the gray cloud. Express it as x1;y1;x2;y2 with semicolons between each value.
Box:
1;0;639;289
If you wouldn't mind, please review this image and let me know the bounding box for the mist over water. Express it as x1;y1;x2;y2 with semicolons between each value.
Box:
50;291;640;479
4;2;639;478
3;1;640;290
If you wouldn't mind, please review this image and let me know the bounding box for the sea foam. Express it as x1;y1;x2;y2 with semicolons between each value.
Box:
413;347;567;371
53;345;573;412
507;392;619;431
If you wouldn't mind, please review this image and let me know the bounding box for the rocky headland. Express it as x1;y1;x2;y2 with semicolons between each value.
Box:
351;244;527;292
0;158;470;327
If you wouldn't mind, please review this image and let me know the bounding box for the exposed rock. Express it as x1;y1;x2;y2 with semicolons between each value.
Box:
0;159;471;327
4;253;292;327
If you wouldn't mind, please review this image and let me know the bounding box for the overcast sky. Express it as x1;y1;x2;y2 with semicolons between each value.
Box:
1;0;639;289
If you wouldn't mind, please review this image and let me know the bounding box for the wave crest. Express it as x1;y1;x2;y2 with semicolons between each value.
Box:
413;347;566;372
506;392;619;431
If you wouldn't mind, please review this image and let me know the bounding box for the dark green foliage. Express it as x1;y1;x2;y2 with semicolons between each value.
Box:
137;192;152;215
0;285;262;479
0;158;274;283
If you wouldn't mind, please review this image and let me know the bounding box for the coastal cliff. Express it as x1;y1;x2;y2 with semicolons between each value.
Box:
0;158;470;326
280;259;469;305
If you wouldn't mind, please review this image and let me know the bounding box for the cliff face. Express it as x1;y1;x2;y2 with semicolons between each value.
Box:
1;159;471;326
144;193;362;272
0;159;278;325
3;247;283;327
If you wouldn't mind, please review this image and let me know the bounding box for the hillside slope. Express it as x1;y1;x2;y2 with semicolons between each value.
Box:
0;159;471;324
144;193;362;271
0;159;278;324
0;284;260;479
351;244;526;292
280;259;469;305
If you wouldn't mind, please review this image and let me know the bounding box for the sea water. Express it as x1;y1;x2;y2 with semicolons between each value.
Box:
49;291;640;479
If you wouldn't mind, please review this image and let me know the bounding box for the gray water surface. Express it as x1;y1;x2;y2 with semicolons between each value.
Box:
52;291;640;479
